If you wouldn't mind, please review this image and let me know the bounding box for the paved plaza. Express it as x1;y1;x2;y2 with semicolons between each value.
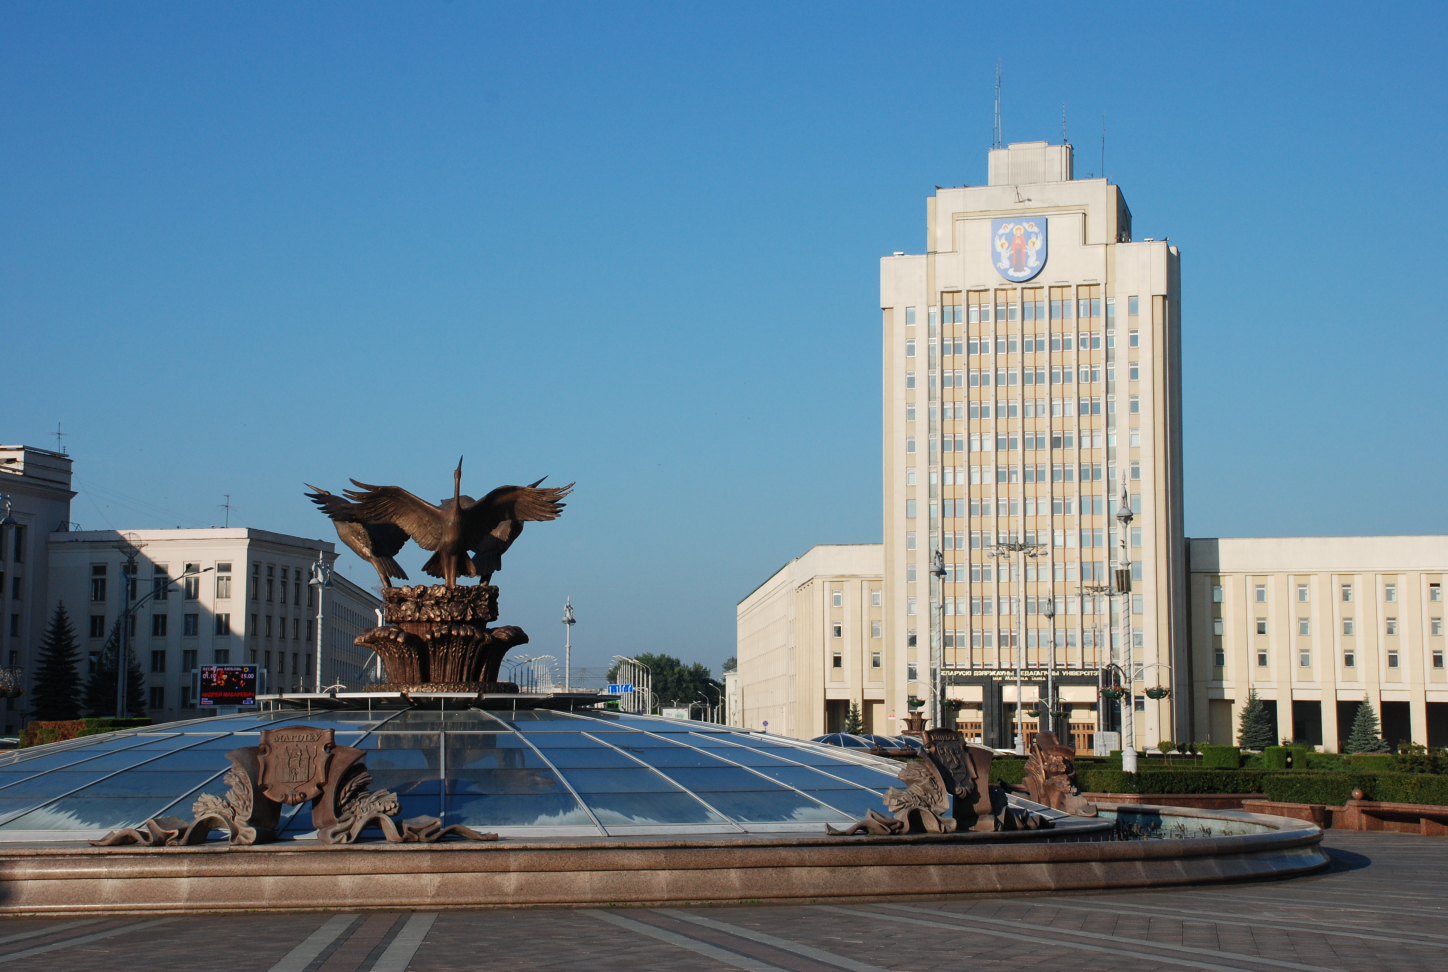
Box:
0;832;1441;972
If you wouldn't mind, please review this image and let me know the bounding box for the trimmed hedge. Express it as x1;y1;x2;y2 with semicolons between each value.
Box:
1079;768;1268;795
1264;746;1312;770
1201;745;1240;769
1264;771;1448;807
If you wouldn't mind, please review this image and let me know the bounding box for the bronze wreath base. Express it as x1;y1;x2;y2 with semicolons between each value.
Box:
92;726;495;848
355;584;530;689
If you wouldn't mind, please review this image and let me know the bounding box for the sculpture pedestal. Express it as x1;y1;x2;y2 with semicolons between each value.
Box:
354;584;528;693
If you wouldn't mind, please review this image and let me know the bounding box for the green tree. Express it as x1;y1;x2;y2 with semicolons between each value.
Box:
30;602;83;721
843;702;865;735
1345;696;1392;754
607;653;714;714
721;656;737;673
83;619;147;718
1237;688;1275;750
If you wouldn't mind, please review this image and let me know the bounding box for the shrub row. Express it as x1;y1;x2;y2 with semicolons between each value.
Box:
1263;771;1448;807
1077;768;1269;795
19;717;152;749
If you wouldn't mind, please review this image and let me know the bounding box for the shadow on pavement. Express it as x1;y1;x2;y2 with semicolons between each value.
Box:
1323;846;1372;872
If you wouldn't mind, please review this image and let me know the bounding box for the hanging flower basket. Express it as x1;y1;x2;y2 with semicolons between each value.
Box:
907;697;925;710
1145;685;1171;700
1099;685;1127;701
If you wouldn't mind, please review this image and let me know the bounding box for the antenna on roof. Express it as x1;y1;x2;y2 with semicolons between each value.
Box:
54;421;67;455
993;60;1002;149
1101;112;1106;180
1062;103;1068;144
219;494;233;528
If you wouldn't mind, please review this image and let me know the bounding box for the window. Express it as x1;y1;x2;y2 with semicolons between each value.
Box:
871;620;882;639
1341;584;1353;602
10;525;23;562
906;499;917;519
1388;650;1399;669
150;650;166;673
1386;618;1398;636
1257;649;1268;668
250;564;260;600
906;306;916;325
1212;585;1223;603
1432;618;1442;637
1435;649;1444;670
906;403;915;423
250;613;258;637
831;623;842;639
215;613;231;636
907;563;917;582
148;686;164;709
1344;648;1355;668
1385;584;1397;602
1256;618;1267;635
151;614;167;637
1431;583;1441;602
89;615;106;638
1128;296;1139;317
1255;584;1267;603
1343;618;1354;636
832;652;842;669
871;651;882;669
906;339;916;357
90;565;107;602
215;648;230;664
266;565;274;602
180;563;199;600
181;685;193;708
871;589;881;607
152;564;169;601
306;620;315;643
906;371;916;389
1130;461;1141;481
907;597;917;616
907;662;918;680
1295;584;1308;602
1300;649;1311;668
906;532;916;551
831;589;843;608
1298;618;1310;636
182;649;197;672
1212;617;1224;636
906;436;916;455
216;565;232;600
906;468;916;486
1214;645;1225;666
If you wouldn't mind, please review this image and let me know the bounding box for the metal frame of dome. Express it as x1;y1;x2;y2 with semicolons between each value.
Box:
0;707;927;842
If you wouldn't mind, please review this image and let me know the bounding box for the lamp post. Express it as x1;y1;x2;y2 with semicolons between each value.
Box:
110;555;210;718
561;598;576;692
309;556;333;694
1114;481;1136;773
988;538;1047;754
612;655;650;714
1043;593;1057;737
930;548;946;731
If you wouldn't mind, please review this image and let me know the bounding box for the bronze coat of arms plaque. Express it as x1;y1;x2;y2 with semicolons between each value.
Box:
257;727;335;806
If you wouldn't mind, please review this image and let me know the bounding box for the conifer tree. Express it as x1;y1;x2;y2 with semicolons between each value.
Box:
1237;687;1275;750
83;620;147;718
843;701;865;735
30;602;83;721
1345;696;1392;754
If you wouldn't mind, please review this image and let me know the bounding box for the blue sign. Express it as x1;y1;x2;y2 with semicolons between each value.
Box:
991;218;1047;282
605;683;634;694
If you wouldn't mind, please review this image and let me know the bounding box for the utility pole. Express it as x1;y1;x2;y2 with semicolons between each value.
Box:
1115;480;1136;772
561;598;576;692
310;555;332;694
113;534;146;719
931;549;946;730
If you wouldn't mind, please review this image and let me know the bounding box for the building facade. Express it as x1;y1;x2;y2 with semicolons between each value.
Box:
46;529;382;722
735;544;884;738
881;141;1187;751
0;446;76;736
1188;536;1448;751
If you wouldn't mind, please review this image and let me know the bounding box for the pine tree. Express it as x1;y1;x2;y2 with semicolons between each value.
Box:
843;702;865;735
1345;697;1392;754
1237;687;1275;750
83;619;147;718
30;602;83;721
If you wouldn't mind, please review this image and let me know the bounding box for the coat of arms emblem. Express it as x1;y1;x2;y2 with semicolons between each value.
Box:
991;218;1047;282
256;727;335;805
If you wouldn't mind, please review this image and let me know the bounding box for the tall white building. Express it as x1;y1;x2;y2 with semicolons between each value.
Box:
47;529;382;721
881;141;1187;751
0;446;76;736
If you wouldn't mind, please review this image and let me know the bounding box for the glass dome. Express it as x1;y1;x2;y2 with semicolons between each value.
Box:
0;707;914;841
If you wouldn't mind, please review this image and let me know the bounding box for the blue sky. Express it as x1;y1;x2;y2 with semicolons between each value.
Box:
3;2;1445;678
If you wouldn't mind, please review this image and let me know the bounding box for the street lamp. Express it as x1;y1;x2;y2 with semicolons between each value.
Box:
1043;593;1057;737
309;556;333;694
612;655;651;714
0;494;17;529
1114;480;1136;772
987;538;1047;754
561;598;576;692
111;552;212;718
929;548;946;731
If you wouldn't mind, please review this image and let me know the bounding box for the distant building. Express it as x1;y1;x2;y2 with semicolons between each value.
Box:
1188;536;1448;752
47;529;382;721
735;544;884;738
0;445;76;735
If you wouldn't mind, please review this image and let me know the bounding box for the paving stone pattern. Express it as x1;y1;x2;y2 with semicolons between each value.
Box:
0;832;1442;972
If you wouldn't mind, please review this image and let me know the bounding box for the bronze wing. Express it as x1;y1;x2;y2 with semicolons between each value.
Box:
460;481;574;548
342;481;446;551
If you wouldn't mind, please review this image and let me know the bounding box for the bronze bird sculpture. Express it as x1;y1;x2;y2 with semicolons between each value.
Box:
340;458;573;587
304;485;411;588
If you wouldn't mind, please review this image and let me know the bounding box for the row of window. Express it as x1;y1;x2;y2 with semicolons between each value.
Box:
1216;644;1447;672
921;330;1143;357
919;525;1143;550
937;433;1144;458
829;589;883;608
905;555;1140;585
917;294;1142;326
1215;615;1445;638
1213;582;1440;605
937;593;1142;617
912;627;1143;650
940;495;1116;517
914;401;1144;425
829;620;884;639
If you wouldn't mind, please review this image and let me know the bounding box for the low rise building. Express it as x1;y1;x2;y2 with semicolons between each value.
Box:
47;529;382;721
735;544;884;738
1187;536;1448;751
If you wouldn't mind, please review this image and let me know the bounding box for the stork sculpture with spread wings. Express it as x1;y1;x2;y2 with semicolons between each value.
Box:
304;459;575;693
